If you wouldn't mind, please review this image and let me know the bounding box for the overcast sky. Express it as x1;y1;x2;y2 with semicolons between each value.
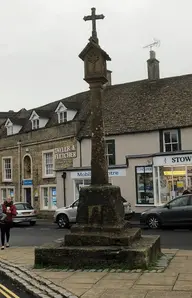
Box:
0;0;192;111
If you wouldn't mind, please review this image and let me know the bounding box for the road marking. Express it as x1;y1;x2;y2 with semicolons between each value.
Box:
0;288;11;298
0;284;19;298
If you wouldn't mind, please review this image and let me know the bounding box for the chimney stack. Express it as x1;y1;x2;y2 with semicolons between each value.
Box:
104;70;112;87
147;50;160;81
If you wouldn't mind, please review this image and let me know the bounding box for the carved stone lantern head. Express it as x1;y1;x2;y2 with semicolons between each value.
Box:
79;40;111;85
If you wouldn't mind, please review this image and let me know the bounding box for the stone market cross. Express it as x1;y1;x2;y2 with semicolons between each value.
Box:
83;7;104;44
35;7;161;271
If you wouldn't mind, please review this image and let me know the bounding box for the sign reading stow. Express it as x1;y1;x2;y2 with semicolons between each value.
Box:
153;154;192;166
171;156;192;163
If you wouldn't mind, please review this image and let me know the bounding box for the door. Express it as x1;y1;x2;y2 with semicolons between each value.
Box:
160;195;190;225
25;188;32;205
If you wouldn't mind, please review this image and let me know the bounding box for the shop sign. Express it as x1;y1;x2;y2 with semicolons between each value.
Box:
153;154;192;166
54;145;77;159
22;179;33;186
71;168;126;179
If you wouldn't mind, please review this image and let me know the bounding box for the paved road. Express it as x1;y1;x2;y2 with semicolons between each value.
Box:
0;273;34;297
6;220;192;250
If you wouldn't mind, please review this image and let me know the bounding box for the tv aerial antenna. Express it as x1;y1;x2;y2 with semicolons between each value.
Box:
143;38;160;51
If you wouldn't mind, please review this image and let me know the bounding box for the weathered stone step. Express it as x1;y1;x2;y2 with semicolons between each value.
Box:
35;234;160;270
64;228;141;246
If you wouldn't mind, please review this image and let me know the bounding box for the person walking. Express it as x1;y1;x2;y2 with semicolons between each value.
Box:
0;197;16;250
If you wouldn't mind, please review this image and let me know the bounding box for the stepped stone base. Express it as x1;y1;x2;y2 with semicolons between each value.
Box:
35;185;161;270
35;235;160;269
65;228;141;246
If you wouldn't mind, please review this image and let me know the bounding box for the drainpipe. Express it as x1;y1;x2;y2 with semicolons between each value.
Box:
17;140;22;201
61;171;66;207
79;139;82;167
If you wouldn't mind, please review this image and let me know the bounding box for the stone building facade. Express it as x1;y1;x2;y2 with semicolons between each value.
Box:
0;91;89;216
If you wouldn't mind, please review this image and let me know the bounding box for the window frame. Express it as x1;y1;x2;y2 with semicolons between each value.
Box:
2;157;13;182
0;187;15;203
105;139;116;166
40;185;57;210
159;129;181;152
32;118;39;130
7;125;13;136
42;150;55;178
58;111;67;123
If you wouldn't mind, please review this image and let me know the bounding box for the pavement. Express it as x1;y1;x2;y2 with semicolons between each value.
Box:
1;247;192;297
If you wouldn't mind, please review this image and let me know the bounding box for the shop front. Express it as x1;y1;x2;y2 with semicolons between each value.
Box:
71;168;127;202
153;153;192;205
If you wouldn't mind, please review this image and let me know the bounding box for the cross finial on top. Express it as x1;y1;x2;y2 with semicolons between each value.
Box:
83;7;105;44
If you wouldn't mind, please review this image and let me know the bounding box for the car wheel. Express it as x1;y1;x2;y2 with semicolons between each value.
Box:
30;221;36;226
147;215;160;229
57;214;69;229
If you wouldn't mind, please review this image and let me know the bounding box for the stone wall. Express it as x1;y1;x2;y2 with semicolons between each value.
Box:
0;122;78;216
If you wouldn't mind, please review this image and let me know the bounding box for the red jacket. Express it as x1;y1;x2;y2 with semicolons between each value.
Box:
2;203;17;222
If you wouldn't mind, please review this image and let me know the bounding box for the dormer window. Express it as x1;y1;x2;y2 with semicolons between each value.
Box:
55;102;77;124
58;111;67;123
7;125;13;135
29;110;49;130
32;118;39;130
5;118;22;136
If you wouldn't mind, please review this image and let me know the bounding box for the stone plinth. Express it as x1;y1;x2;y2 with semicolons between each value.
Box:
35;185;161;270
70;185;128;233
35;235;160;269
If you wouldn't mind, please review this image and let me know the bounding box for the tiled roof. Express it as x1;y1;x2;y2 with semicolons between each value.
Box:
8;117;26;126
0;91;89;136
2;73;192;138
78;74;192;138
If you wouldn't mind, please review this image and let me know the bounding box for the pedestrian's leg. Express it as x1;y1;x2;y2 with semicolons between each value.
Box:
1;226;6;249
5;225;10;247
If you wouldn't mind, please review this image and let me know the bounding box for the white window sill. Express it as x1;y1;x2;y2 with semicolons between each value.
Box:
42;175;55;179
135;204;155;207
2;179;12;183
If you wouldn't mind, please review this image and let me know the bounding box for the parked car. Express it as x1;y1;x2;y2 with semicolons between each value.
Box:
140;194;192;229
54;197;135;228
13;202;37;226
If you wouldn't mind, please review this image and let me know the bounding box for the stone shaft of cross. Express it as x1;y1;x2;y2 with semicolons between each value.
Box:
90;82;108;185
83;7;105;44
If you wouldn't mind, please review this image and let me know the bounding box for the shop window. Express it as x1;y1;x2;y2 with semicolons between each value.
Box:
40;186;57;210
105;140;116;166
136;166;154;205
155;165;187;204
160;129;181;152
